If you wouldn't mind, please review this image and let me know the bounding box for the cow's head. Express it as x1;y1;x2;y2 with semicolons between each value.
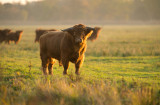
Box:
16;30;23;34
62;24;94;44
16;30;23;38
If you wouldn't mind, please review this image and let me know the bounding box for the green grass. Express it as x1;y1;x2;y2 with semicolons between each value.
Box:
0;25;160;105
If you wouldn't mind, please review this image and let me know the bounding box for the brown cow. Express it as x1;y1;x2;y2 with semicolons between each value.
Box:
5;30;23;44
0;29;11;43
35;29;57;43
40;24;94;75
88;27;101;41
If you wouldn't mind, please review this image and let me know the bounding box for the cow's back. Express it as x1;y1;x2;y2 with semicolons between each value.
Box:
40;31;66;60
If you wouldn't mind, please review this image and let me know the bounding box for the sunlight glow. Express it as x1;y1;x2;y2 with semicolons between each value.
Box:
0;0;42;5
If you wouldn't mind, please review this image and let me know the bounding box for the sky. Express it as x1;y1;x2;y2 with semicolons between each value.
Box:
0;0;41;5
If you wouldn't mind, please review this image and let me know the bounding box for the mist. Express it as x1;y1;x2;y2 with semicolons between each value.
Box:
0;0;160;25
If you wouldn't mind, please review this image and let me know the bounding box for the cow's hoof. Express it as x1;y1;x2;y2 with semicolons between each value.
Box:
49;73;53;75
75;72;80;75
63;71;67;75
43;71;48;75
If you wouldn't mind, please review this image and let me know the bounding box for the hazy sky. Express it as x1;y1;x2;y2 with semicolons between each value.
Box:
0;0;41;4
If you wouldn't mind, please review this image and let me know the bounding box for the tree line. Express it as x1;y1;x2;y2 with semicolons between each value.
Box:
0;0;160;23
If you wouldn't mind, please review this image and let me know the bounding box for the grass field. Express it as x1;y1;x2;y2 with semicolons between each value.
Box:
0;25;160;105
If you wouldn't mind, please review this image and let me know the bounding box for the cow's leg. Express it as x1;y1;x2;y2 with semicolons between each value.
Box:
62;57;69;75
48;58;56;75
5;40;10;44
75;56;84;75
15;41;18;44
35;39;37;43
8;40;11;44
59;60;62;66
41;55;49;75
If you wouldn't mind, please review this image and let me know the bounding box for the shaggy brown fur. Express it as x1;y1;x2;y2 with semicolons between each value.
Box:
40;24;94;75
5;30;23;44
0;29;11;43
35;29;57;43
87;27;101;41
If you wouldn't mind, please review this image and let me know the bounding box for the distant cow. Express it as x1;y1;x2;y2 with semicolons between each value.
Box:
35;29;57;42
5;30;23;44
88;27;101;41
40;24;94;75
0;29;11;43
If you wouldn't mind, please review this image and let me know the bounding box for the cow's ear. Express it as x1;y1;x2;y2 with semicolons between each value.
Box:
62;27;74;35
85;27;94;38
